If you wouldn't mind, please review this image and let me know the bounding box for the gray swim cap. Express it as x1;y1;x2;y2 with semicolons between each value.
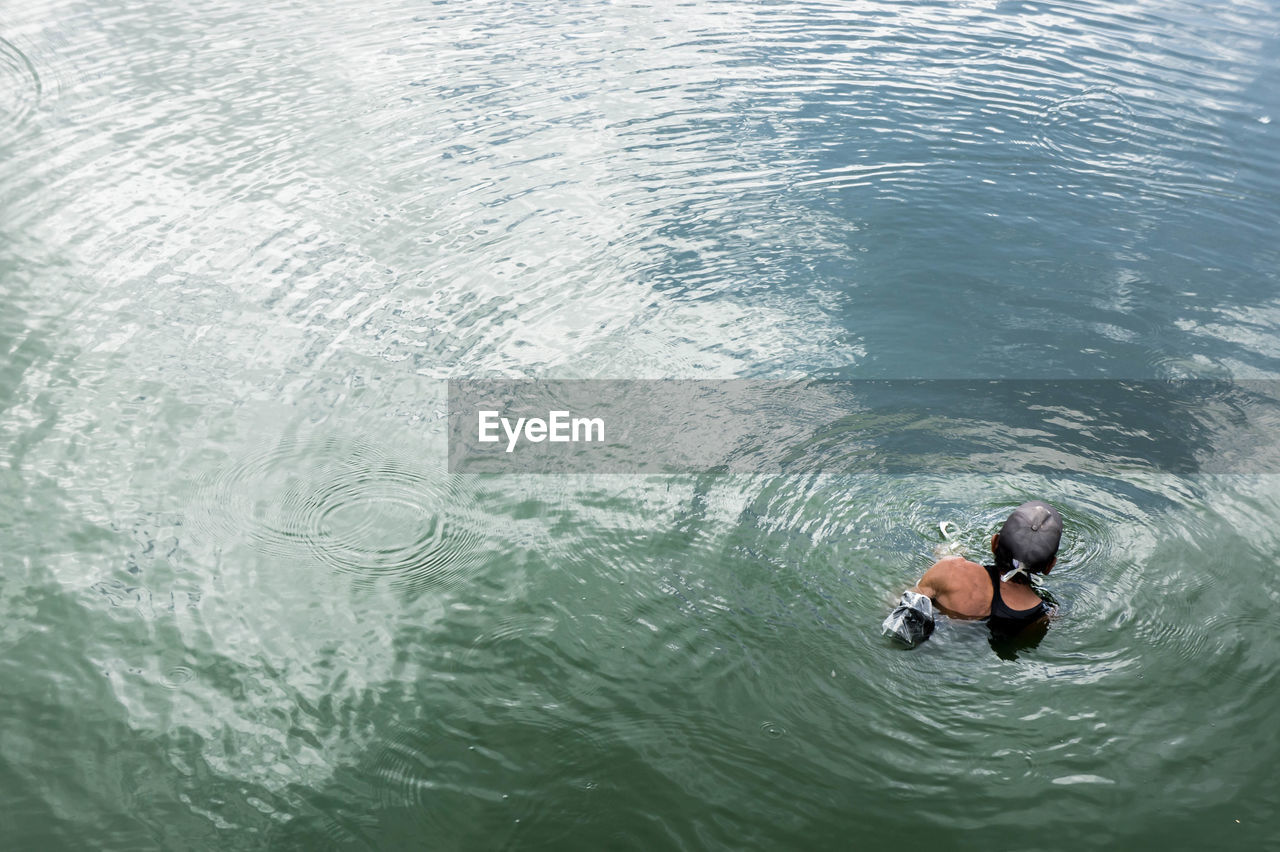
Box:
996;501;1063;574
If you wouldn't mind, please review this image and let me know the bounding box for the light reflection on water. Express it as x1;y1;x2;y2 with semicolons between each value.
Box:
1;0;1279;848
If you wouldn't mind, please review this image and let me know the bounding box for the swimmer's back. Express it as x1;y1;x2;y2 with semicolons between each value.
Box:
914;556;1044;619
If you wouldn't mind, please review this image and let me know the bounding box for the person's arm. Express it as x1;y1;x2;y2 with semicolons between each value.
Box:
882;559;955;646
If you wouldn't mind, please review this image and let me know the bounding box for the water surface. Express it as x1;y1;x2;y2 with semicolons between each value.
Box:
2;0;1278;848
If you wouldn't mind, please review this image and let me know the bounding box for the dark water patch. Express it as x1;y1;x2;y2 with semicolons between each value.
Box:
366;714;611;848
451;611;588;711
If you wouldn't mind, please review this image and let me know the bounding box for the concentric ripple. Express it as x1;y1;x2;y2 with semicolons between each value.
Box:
1033;87;1138;167
760;720;788;739
0;36;40;131
190;436;487;590
159;665;195;689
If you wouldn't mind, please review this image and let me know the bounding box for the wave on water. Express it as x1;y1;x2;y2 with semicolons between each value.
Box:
0;36;40;131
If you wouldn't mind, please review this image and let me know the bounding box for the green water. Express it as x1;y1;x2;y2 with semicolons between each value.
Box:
2;0;1279;849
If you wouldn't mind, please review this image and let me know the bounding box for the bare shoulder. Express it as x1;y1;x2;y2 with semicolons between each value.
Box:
916;556;986;596
925;555;985;583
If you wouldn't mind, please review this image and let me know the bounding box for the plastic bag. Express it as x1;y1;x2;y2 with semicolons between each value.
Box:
881;590;935;647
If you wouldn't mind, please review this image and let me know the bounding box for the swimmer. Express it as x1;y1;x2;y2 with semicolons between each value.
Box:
882;501;1063;646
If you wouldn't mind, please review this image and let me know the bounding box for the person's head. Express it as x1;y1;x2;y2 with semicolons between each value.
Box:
990;501;1062;579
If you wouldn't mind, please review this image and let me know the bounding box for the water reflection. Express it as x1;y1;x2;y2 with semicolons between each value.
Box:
0;0;1278;847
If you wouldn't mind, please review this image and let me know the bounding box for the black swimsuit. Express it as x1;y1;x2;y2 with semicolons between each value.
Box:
984;565;1052;633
